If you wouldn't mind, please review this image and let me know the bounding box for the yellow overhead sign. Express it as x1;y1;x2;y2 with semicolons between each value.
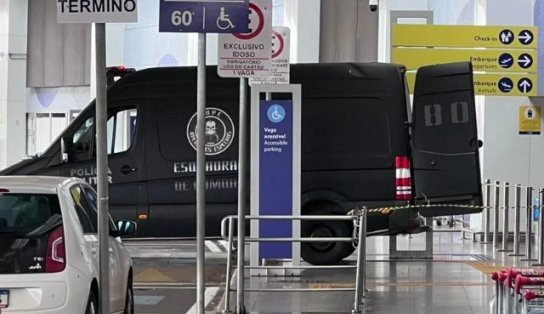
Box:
393;48;537;73
519;105;541;135
406;72;538;97
393;25;538;49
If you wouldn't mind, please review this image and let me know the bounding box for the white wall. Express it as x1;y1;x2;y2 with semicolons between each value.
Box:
0;0;27;168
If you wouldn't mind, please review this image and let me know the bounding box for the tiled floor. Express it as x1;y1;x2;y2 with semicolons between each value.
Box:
237;230;528;313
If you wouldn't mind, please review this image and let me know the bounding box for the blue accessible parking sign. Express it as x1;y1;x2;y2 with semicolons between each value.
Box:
159;0;249;33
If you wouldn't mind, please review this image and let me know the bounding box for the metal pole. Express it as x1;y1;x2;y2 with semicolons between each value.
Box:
196;32;207;314
499;182;512;252
535;189;544;266
223;218;235;314
95;23;110;314
521;187;536;261
509;184;523;256
483;179;492;243
352;209;367;313
237;77;248;314
493;181;501;248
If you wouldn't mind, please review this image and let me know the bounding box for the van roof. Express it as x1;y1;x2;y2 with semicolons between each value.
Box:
108;63;408;101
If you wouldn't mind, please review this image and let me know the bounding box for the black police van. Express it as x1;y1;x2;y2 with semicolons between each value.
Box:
1;62;482;264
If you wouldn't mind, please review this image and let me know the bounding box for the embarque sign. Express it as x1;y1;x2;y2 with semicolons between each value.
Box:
57;0;138;23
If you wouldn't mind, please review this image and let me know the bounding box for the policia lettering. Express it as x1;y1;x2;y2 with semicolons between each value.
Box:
58;0;136;13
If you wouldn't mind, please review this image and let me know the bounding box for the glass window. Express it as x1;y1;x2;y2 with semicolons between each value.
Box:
83;187;117;232
0;193;62;233
70;186;97;233
72;116;94;157
69;107;137;161
107;108;137;155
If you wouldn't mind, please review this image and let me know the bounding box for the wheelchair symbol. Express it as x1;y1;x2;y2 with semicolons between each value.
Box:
267;105;286;123
217;7;235;30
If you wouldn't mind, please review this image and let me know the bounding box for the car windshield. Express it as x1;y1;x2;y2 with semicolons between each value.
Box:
0;193;62;235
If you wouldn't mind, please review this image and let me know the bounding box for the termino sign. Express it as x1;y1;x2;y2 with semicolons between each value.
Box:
218;0;272;78
57;0;138;23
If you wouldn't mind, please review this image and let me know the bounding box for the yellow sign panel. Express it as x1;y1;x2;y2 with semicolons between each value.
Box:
393;48;538;73
406;72;538;96
393;25;538;49
519;105;541;134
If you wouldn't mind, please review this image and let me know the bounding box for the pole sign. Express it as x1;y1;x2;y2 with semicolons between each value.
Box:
393;48;538;73
57;0;138;23
250;27;290;85
393;24;538;49
159;0;249;33
519;105;541;135
218;0;272;78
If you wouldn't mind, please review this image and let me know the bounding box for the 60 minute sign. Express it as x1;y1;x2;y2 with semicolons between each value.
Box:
159;0;249;33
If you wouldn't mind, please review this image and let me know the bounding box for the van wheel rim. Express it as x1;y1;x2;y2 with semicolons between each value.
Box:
310;227;334;251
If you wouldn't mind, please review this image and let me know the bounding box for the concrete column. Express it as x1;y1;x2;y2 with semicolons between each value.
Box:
284;0;320;63
0;0;28;168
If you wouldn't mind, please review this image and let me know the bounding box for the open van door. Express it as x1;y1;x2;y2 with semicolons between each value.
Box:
411;62;483;217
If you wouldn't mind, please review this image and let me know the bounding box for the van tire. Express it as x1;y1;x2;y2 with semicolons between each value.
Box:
301;203;355;265
85;289;98;314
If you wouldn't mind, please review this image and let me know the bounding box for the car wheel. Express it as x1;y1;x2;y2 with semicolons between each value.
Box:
85;290;98;314
124;277;134;314
301;203;354;265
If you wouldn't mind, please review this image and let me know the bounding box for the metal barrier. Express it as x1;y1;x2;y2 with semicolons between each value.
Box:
220;211;368;314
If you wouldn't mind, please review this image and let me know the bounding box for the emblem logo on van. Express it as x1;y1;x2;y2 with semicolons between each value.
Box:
187;108;235;156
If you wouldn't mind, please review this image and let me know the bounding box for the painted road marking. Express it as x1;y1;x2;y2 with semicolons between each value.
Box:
205;240;223;253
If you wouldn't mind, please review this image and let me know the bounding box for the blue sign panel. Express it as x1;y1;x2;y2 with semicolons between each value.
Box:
259;100;293;259
159;0;249;33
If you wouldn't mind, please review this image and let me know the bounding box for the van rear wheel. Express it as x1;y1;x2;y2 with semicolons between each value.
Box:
301;204;355;265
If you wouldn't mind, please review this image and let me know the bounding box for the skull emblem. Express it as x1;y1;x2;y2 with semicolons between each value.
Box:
205;120;216;135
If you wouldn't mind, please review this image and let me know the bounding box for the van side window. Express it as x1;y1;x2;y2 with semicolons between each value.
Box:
72;117;95;158
69;107;137;161
107;108;137;155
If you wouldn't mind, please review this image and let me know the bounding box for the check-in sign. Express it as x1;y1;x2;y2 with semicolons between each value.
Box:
57;0;138;23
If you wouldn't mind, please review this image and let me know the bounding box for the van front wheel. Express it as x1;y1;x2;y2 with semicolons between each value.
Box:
301;204;355;265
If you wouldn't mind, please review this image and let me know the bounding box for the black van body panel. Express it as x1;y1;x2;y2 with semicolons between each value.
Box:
1;62;481;238
411;62;483;216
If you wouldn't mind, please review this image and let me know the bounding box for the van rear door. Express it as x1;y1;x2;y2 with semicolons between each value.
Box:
411;62;482;216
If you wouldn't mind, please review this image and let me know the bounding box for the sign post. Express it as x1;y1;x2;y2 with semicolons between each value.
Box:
159;1;248;313
217;1;271;311
57;2;139;314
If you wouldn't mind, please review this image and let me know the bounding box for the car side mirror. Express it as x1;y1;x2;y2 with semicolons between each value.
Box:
114;220;137;237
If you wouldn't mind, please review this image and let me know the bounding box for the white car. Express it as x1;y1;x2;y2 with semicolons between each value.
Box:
0;176;135;314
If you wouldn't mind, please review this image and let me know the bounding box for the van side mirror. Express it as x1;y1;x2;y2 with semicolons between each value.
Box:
114;220;137;237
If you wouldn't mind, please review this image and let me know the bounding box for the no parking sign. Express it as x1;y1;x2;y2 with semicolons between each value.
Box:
217;0;272;78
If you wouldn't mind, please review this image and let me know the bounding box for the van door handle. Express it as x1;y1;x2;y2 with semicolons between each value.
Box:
120;165;137;174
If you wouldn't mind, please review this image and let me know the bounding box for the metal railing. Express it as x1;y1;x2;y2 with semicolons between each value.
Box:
479;180;544;264
220;211;368;314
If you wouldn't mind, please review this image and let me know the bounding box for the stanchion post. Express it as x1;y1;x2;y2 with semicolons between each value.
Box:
482;179;492;243
521;187;536;261
223;218;235;314
534;189;544;266
510;184;524;256
352;208;367;314
493;181;501;248
499;182;512;252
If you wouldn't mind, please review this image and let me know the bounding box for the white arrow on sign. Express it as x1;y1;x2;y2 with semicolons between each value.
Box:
519;31;533;44
518;55;533;68
520;79;532;93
